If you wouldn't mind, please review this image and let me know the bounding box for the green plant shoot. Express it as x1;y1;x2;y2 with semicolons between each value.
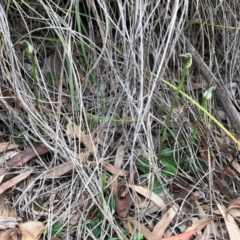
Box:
158;53;192;164
181;86;216;164
22;40;39;111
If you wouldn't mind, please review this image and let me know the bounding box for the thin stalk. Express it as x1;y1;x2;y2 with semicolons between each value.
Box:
180;86;215;164
158;54;192;164
23;41;39;111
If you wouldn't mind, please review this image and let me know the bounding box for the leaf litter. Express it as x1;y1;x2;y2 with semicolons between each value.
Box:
0;199;44;240
1;1;240;239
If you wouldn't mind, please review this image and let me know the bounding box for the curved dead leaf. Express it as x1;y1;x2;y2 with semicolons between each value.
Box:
116;192;133;218
44;162;73;179
7;143;50;169
226;199;240;219
0;228;21;240
0;199;20;230
71;122;98;158
102;161;128;177
0;170;32;195
128;185;165;209
217;203;240;240
0;199;17;218
128;218;153;240
155;229;196;240
186;217;215;232
227;199;240;211
152;204;179;239
0;143;19;153
18;221;44;240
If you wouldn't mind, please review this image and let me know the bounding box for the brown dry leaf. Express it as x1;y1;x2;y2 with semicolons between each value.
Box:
114;145;124;169
227;199;240;211
227;199;240;219
0;199;17;218
102;161;128;177
6;143;50;169
78;150;90;163
18;221;44;240
69;192;89;226
0;151;19;166
155;229;196;240
109;175;118;197
137;200;160;215
151;204;179;239
193;193;205;215
0;170;32;195
200;225;211;240
0;143;19;153
0;200;20;231
217;203;240;240
72;122;98;158
215;137;232;155
193;196;212;239
0;228;21;240
69;212;81;226
186;217;215;232
222;166;236;177
121;219;133;237
110;145;125;196
228;208;240;220
66;120;74;144
228;158;240;173
128;218;153;240
128;185;165;209
215;138;240;174
44;162;73;179
116;171;136;218
116;190;133;218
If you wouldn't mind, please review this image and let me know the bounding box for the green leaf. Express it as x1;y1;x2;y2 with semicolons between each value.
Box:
159;148;178;179
162;165;177;178
102;172;108;191
124;228;130;236
45;221;62;238
105;195;116;213
161;158;177;178
90;219;102;238
161;148;174;157
134;232;144;240
100;172;108;220
185;158;207;173
152;176;163;194
136;156;150;173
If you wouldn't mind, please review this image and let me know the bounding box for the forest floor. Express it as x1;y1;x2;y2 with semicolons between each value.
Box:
0;1;240;240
